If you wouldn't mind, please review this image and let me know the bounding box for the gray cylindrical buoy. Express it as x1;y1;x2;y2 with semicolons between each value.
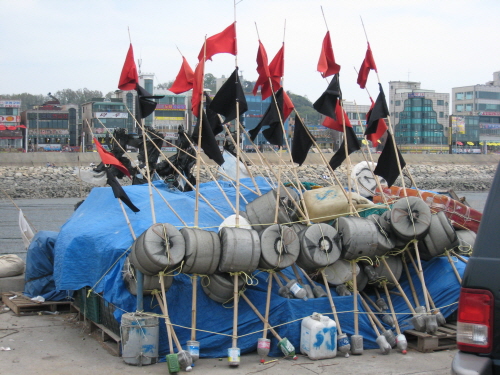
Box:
186;340;199;362
258;224;300;270
376;335;391;355
410;314;426;332
296;224;341;271
286;279;308;301
435;311;446;326
337;333;351;356
381;314;395;328
376;297;389;311
227;347;240;366
396;333;408;354
177;350;193;371
336;284;352;296
350;334;364;355
390;196;432;241
257;338;270;363
383;330;397;348
425;314;438;335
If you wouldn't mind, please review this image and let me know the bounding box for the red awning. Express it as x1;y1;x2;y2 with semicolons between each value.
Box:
456;141;463;146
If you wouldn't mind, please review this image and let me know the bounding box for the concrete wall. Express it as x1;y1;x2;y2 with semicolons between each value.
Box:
1;151;499;167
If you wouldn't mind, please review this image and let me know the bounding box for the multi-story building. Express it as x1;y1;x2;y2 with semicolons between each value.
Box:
390;81;449;153
0;99;23;150
22;101;71;151
452;71;500;153
81;98;128;151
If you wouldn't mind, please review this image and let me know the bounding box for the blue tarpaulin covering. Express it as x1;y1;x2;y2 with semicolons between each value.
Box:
24;231;72;301
52;177;465;357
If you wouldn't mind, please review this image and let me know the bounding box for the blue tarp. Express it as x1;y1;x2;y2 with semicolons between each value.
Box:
52;177;465;357
24;231;72;301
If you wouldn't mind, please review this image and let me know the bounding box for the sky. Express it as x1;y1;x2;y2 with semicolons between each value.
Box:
1;0;499;107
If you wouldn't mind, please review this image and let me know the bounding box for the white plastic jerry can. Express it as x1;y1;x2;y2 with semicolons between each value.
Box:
300;312;337;360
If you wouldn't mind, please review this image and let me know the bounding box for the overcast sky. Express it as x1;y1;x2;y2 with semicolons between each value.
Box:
1;0;498;106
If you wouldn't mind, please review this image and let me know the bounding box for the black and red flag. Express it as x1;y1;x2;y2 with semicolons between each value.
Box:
105;169;140;213
248;88;293;146
322;100;352;132
118;44;139;91
169;57;194;94
313;74;341;119
197;23;237;61
364;83;389;144
317;31;340;78
329;126;361;171
209;68;248;123
291;113;315;166
94;137;131;178
357;42;377;89
374;132;405;187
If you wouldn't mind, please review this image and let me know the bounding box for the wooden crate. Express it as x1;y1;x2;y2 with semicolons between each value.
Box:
71;303;121;357
1;292;71;316
404;323;457;353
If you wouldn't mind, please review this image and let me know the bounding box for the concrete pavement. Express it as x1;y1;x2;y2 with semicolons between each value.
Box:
0;308;455;375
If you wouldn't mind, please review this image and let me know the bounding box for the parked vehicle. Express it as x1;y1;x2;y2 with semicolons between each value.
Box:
451;162;500;374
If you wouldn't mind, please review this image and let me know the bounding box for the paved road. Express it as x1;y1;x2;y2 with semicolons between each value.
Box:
0;311;455;375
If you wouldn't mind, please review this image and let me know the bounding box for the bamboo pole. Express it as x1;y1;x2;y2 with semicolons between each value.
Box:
402;252;420;307
380;257;416;314
321;270;343;335
383;282;401;335
159;273;174;355
263;273;273;339
191;275;198;341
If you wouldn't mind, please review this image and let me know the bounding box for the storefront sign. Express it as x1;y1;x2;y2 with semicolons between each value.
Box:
0;115;20;122
0;101;21;108
156;104;186;110
94;112;128;119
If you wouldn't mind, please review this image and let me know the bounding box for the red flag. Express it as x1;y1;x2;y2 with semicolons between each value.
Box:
283;91;294;120
269;43;285;80
253;41;272;98
357;43;377;89
118;44;139;91
322;99;351;132
317;31;340;78
365;97;388;145
169;57;194;94
197;23;237;61
191;58;205;118
94;137;131;178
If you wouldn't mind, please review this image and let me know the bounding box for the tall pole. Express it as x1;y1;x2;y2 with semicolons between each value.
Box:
36;110;39;152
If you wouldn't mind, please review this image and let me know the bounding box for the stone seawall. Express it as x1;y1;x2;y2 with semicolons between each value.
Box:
0;163;496;199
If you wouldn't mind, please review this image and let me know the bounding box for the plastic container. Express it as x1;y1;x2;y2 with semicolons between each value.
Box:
300;312;337;360
120;313;159;366
303;185;375;223
227;347;240;366
186;340;200;362
257;338;270;362
286;279;308;301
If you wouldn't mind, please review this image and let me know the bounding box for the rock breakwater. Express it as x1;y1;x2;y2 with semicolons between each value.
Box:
0;163;495;200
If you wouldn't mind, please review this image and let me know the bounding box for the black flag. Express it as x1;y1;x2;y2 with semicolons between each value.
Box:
135;84;164;119
249;88;284;145
374;132;406;187
209;68;248;123
192;110;225;166
291;114;314;166
313;74;341;119
329;126;360;171
204;93;223;136
105;168;140;212
364;83;389;137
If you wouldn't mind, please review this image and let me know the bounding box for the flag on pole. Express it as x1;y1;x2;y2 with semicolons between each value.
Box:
169;57;194;94
105;169;140;212
135;84;163;119
313;74;341;119
191;109;225;166
357;43;377;89
19;209;34;250
317;31;340;78
268;43;285;86
374;132;405;187
198;23;237;61
329;126;361;171
364;83;389;144
204;93;223;136
209;68;248;123
191;58;205;118
118;44;139;91
94;137;131;178
322;100;352;132
291;113;314;166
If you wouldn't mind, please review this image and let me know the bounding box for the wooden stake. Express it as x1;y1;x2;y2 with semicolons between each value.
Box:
191;275;198;341
383;282;401;335
263;273;273;339
232;273;239;348
380;257;416;314
321;270;343;335
159;274;174;354
240;293;282;341
352;261;359;336
403;252;420;307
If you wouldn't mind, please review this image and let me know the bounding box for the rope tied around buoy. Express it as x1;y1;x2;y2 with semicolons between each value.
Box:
387;238;418;256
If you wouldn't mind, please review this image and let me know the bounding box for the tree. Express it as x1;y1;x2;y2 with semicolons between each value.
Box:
204;73;216;93
156;81;174;90
0;93;47;111
287;91;320;124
